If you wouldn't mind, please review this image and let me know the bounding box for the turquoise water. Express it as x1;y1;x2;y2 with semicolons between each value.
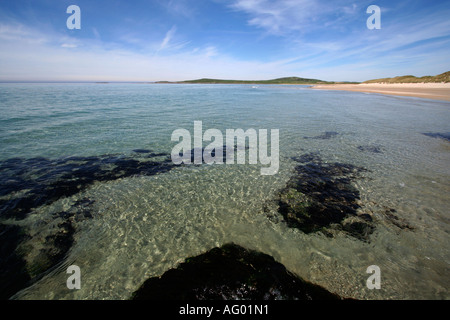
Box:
0;83;449;299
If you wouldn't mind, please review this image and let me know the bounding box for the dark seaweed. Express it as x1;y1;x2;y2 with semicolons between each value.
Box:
275;153;374;241
0;152;174;220
0;150;174;299
422;132;450;142
0;198;96;299
132;149;152;153
357;145;383;154
303;132;339;140
383;208;414;231
132;243;343;300
181;145;250;164
0;224;31;300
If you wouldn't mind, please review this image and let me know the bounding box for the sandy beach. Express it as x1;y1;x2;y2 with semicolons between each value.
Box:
312;83;450;102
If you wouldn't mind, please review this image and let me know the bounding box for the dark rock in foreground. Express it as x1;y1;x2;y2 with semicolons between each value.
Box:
132;243;342;300
0;224;30;300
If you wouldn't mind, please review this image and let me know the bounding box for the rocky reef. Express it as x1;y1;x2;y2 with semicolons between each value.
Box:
271;152;375;241
132;243;342;300
0;150;174;299
357;145;383;154
303;132;339;140
0;151;174;220
422;132;450;142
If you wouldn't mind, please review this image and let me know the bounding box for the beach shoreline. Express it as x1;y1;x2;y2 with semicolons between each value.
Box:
311;83;450;102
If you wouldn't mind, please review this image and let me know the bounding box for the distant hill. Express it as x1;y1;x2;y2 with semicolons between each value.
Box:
173;77;345;85
363;71;450;84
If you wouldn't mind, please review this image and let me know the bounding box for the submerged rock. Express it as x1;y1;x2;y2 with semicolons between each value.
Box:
181;145;251;164
383;208;414;231
0;151;174;220
0;150;174;299
0;224;31;300
303;132;339;140
357;145;383;154
341;218;375;241
422;132;450;142
132;149;152;153
275;153;374;241
0;197;96;299
132;243;342;300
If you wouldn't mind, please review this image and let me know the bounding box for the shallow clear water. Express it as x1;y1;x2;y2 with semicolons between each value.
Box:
0;83;449;299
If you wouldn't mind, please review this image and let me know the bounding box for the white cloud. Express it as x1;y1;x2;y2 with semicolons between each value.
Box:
204;46;218;58
230;0;320;34
61;43;78;48
92;28;101;40
229;0;373;35
342;3;358;14
162;0;195;19
159;25;177;51
0;22;289;82
0;23;48;44
0;1;449;84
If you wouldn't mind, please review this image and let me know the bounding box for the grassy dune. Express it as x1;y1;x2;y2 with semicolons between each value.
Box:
363;71;450;84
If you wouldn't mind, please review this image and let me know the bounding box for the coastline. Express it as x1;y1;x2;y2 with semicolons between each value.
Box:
311;83;450;102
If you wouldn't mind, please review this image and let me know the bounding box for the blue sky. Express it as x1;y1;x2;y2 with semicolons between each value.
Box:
0;0;449;82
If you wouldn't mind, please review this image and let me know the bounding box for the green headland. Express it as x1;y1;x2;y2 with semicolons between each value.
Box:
156;71;450;85
157;77;358;85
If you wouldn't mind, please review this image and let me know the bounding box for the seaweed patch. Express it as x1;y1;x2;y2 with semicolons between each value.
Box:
273;153;375;241
357;145;383;154
0;151;174;220
0;197;96;299
0;150;174;299
303;132;339;140
132;243;343;300
382;208;414;231
183;145;250;164
422;132;450;142
0;223;31;299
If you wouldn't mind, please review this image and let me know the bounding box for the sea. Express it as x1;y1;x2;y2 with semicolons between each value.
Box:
0;83;449;300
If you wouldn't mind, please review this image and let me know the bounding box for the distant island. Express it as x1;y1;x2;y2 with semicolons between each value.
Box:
363;71;450;84
156;77;359;85
155;72;449;85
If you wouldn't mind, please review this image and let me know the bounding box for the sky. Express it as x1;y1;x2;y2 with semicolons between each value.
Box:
0;0;449;82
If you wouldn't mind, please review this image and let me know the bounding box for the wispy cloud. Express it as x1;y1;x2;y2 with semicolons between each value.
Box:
229;0;373;35
228;0;450;79
92;28;101;40
61;43;78;48
230;0;317;34
0;22;281;82
0;0;448;82
0;22;48;44
161;0;196;19
159;25;177;51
